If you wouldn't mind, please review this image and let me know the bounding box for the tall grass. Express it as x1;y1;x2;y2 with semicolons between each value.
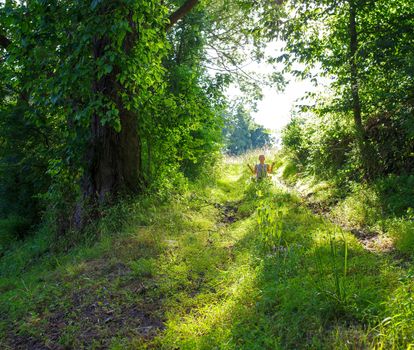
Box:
314;233;349;307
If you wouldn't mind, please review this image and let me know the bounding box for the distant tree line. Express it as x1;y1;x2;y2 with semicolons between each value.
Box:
223;106;273;155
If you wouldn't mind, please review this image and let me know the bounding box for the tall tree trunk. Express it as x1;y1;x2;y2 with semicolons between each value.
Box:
86;37;141;200
349;0;372;178
147;137;152;182
83;110;141;203
74;35;141;228
75;112;141;228
73;0;200;228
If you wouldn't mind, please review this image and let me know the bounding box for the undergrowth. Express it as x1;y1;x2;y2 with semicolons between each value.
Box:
1;156;413;349
274;150;414;257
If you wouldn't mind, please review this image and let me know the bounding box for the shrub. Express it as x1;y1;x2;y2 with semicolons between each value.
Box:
375;175;414;217
281;116;310;166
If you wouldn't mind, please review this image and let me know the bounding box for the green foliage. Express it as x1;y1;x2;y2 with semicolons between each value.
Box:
279;0;414;179
375;175;414;217
282;113;360;182
387;219;414;257
276;149;414;260
0;216;30;252
331;184;382;228
314;233;349;308
0;1;214;239
2;0;414;346
0;91;53;232
0;0;284;247
281;116;310;165
0;0;170;236
279;157;300;184
376;275;414;349
129;258;156;278
135;5;226;184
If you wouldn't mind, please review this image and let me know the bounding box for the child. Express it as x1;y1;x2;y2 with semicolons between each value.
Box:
248;155;274;180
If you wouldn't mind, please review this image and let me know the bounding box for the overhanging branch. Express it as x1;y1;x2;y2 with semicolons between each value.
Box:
166;0;199;30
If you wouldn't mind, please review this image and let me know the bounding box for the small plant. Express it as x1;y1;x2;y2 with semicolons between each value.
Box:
314;232;349;308
330;234;348;305
129;258;156;278
257;195;284;252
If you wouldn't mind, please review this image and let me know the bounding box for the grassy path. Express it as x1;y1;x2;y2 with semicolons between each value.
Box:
1;161;413;349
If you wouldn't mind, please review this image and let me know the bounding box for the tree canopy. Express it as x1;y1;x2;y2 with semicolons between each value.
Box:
279;0;414;179
0;0;282;232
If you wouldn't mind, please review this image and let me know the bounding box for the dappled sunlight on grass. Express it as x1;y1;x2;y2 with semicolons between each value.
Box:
1;156;413;348
149;161;408;349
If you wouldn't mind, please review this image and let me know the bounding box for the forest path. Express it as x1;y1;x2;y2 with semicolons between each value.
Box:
0;160;408;349
144;162;403;349
149;162;407;349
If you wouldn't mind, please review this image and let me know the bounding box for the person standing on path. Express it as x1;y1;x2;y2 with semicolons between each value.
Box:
247;154;274;180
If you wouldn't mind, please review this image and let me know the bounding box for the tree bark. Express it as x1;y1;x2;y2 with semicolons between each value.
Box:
82;111;141;203
82;35;141;203
349;2;362;135
74;33;141;228
349;0;372;178
74;1;199;227
147;137;152;182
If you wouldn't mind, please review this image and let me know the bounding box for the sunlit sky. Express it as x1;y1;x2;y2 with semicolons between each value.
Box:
228;77;319;132
224;42;326;135
251;79;318;131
